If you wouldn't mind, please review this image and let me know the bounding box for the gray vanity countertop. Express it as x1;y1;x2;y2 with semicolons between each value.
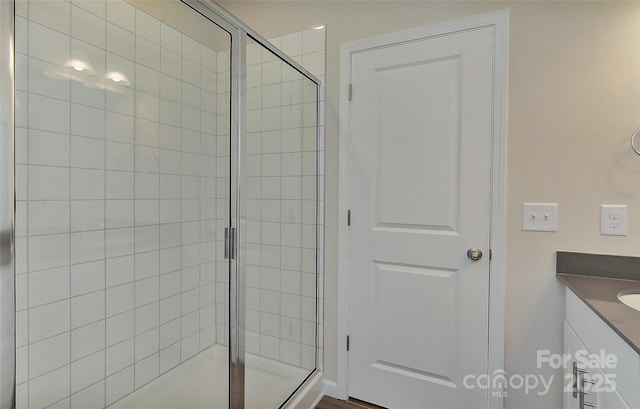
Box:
557;273;640;355
557;251;640;354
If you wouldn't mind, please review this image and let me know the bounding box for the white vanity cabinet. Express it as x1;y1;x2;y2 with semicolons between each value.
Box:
564;321;628;409
564;288;640;409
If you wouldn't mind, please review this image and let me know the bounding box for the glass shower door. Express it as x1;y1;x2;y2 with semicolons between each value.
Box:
12;1;233;407
242;36;319;409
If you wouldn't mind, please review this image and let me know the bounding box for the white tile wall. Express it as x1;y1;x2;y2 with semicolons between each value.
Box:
15;1;225;408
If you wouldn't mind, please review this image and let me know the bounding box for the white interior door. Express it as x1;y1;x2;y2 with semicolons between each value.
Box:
348;27;494;409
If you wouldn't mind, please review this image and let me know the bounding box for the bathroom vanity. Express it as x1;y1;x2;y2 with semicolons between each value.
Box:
557;252;640;409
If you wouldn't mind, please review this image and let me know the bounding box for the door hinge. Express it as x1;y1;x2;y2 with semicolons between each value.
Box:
347;210;351;226
348;84;353;101
489;249;492;261
347;335;350;351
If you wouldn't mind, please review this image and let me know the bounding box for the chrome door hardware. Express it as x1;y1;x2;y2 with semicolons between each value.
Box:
573;361;597;409
224;227;236;260
572;361;583;399
467;248;483;261
224;228;230;259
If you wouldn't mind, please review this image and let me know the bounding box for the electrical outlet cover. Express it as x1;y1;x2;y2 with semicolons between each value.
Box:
600;205;628;236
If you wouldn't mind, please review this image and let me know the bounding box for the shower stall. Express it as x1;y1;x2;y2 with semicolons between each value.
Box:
0;0;322;408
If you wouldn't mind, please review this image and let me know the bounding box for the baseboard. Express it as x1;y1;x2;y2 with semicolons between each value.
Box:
309;388;325;409
323;379;340;399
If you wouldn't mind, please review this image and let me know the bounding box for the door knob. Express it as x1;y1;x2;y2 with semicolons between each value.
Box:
467;248;483;261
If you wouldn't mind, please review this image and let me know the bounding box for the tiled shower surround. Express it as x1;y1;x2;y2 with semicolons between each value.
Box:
13;0;324;408
14;1;231;407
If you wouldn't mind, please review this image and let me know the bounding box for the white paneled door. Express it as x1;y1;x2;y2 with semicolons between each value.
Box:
348;27;494;408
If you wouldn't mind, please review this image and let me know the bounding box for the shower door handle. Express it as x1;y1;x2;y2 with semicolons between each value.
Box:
224;227;236;260
224;228;229;259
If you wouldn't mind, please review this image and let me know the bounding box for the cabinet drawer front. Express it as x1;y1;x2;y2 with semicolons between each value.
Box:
565;322;630;409
566;288;640;408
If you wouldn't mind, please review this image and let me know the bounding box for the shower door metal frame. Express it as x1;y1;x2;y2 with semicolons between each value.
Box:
0;0;15;407
182;3;246;406
186;2;322;409
183;1;246;405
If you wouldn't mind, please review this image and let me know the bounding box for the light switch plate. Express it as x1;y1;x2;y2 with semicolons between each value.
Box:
522;203;559;232
600;205;627;236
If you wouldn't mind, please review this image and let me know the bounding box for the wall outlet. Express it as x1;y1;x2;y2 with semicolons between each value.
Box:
522;203;559;232
600;205;627;236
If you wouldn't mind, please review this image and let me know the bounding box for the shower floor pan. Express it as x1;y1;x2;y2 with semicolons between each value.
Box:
108;344;309;409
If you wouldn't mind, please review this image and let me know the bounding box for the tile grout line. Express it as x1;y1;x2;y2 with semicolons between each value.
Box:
197;41;202;357
178;26;183;371
66;1;73;404
103;0;108;405
132;5;138;395
155;18;161;379
23;1;31;405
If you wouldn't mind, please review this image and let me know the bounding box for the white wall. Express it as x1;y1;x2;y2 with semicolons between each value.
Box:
218;1;640;407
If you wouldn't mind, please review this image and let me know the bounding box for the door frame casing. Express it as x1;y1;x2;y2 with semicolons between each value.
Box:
335;10;509;409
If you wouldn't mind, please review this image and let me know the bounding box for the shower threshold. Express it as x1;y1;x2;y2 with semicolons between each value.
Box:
107;344;310;409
